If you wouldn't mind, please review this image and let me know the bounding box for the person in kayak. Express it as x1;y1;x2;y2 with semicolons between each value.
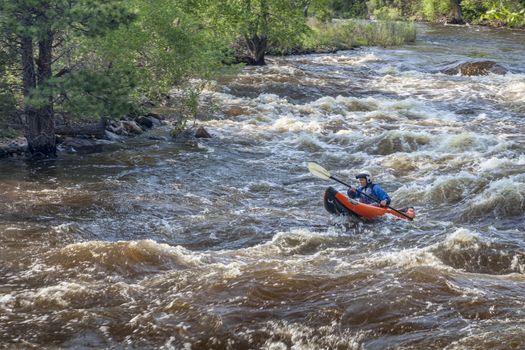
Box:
347;171;391;207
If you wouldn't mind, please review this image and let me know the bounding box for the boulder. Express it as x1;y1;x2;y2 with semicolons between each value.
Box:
104;130;122;141
107;122;127;136
146;111;163;120
121;120;144;134
442;60;507;76
195;126;211;138
0;137;27;158
135;116;154;129
149;117;163;127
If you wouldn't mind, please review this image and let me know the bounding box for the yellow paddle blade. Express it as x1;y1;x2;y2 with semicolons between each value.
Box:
307;162;331;180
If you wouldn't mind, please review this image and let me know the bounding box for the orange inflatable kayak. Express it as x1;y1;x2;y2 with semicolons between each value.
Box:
323;187;414;221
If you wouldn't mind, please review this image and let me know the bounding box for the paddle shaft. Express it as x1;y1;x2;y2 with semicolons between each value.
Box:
329;175;414;221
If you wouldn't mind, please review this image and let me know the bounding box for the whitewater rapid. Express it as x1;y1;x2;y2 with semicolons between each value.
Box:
1;23;524;349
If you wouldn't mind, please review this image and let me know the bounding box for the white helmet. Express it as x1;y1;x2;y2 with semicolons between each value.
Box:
356;170;372;184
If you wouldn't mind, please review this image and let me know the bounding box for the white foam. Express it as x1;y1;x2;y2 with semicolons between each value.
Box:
498;75;525;103
312;53;382;66
478;155;525;171
270;116;323;133
441;228;482;251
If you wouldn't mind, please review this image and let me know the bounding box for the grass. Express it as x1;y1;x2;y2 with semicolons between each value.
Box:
272;19;417;55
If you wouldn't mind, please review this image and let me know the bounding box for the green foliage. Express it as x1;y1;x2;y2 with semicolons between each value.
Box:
461;0;490;23
316;7;334;23
90;0;233;100
56;68;140;120
0;0;135;39
0;0;138;128
373;7;403;20
302;19;415;51
194;0;312;63
481;2;525;27
367;0;418;18
421;0;451;21
359;0;525;26
329;0;368;18
345;20;416;46
169;82;220;137
0;47;18;122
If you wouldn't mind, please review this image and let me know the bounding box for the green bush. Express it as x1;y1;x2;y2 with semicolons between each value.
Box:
316;8;334;23
422;0;450;21
481;2;525;27
301;19;415;51
373;7;403;20
331;0;368;18
461;0;490;23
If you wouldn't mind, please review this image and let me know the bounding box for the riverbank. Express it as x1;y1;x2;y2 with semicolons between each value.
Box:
266;19;416;56
1;18;417;159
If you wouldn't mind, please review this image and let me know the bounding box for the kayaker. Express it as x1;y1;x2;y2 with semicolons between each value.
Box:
348;171;391;207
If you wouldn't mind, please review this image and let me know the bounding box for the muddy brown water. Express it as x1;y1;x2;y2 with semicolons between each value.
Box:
1;24;524;349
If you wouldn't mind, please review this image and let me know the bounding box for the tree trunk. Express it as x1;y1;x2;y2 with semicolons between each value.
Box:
55;118;107;138
24;30;56;157
21;36;36;96
246;34;268;66
448;0;465;24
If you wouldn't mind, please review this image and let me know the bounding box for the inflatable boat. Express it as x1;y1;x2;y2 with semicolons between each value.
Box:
323;186;414;221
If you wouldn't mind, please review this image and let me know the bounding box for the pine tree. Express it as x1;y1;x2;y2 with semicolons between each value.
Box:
0;0;135;157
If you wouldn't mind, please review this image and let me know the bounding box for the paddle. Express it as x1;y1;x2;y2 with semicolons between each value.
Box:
307;162;414;221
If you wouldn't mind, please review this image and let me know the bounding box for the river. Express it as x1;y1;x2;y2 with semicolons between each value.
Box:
1;24;524;349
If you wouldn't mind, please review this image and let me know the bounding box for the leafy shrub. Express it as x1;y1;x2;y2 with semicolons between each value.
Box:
461;0;490;23
373;7;403;20
422;0;451;21
302;19;415;50
481;3;525;27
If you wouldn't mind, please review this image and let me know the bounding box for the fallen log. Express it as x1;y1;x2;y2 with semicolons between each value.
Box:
55;118;107;138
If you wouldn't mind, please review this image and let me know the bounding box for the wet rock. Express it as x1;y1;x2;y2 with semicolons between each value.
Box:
139;96;155;108
135;116;154;129
149;116;163;127
0;137;27;157
147;135;168;141
195;126;211;138
121;120;144;134
146;112;163;120
442;60;507;76
135;115;164;128
60;138;103;154
107;122;127;136
104;130;122;141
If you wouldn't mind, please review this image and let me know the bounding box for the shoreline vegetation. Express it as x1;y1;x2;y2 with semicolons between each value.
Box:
0;17;417;158
269;19;417;56
0;0;522;159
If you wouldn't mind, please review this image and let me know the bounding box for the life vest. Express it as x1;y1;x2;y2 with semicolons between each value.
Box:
358;184;379;204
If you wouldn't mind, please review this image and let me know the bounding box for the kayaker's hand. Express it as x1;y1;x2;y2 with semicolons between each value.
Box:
380;200;387;207
349;186;357;193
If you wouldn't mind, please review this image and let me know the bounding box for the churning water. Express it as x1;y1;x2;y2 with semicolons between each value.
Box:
1;24;524;349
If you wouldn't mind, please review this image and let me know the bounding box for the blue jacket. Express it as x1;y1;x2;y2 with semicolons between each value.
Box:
348;183;391;206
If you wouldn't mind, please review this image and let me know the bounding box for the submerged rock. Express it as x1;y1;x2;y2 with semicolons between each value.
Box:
442;60;507;76
60;137;104;154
